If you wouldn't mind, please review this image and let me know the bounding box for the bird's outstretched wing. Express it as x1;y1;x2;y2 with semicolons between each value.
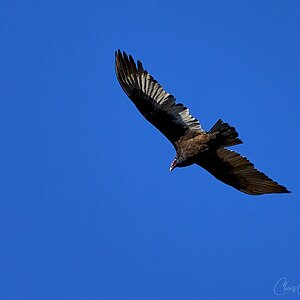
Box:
115;50;204;144
196;147;290;195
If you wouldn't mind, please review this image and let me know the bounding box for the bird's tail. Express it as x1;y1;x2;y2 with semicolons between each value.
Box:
209;119;243;147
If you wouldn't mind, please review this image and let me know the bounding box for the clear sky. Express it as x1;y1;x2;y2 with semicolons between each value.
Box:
0;0;299;299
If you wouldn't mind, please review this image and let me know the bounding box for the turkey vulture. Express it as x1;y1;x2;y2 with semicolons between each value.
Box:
115;50;290;195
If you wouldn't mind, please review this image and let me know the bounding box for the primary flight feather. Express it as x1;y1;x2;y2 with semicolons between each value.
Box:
115;50;290;195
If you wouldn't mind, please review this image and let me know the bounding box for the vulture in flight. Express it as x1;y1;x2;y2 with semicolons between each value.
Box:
115;50;290;195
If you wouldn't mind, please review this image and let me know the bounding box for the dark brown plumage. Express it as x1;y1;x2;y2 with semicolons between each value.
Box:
115;50;290;195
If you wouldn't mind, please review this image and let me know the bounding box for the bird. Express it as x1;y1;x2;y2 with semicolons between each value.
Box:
115;50;290;195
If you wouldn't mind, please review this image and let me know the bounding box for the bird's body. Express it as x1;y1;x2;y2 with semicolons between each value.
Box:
115;50;290;195
175;133;211;167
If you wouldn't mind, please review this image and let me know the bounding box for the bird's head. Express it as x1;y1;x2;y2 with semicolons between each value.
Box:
169;158;178;172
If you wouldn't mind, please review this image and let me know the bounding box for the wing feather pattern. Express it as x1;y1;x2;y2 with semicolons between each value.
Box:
197;148;290;195
115;50;204;144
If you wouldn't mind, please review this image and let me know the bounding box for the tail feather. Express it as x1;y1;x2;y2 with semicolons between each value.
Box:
210;119;243;147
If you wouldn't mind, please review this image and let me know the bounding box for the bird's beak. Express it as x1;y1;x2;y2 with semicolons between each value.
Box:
169;160;177;172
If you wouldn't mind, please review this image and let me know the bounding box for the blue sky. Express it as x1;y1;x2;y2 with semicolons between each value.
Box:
0;0;299;299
